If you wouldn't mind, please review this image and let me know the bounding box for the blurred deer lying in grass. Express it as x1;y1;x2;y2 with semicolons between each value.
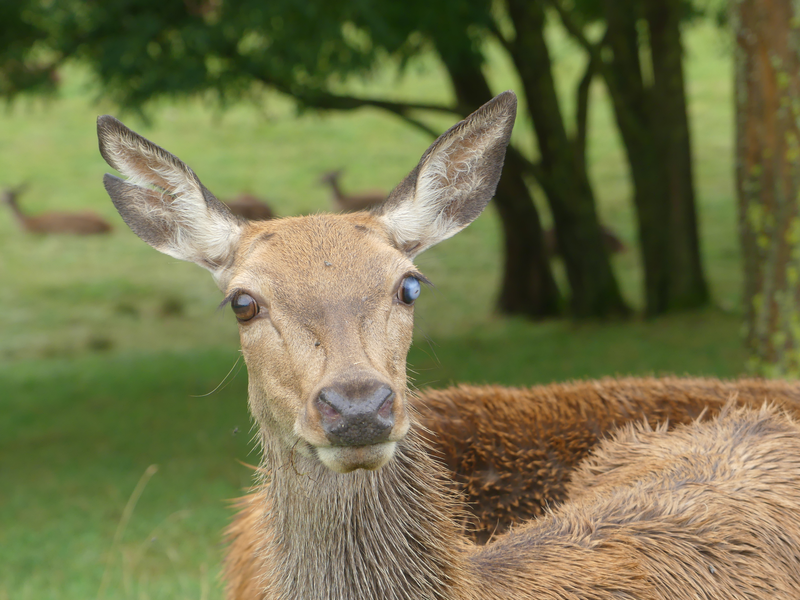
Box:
224;193;275;221
2;184;112;235
98;92;800;600
319;169;386;212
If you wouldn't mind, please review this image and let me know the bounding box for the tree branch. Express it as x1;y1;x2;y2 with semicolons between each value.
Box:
544;0;604;66
545;1;634;147
488;14;515;57
259;76;459;116
572;29;608;171
573;55;596;172
505;144;548;193
299;91;458;115
382;110;441;139
253;73;459;138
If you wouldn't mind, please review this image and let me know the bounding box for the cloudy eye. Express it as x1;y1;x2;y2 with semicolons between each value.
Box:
398;276;421;305
231;293;259;322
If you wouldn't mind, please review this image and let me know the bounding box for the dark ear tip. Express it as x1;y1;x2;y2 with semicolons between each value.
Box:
97;116;133;169
102;173;125;196
97;114;115;132
496;90;517;105
97;115;130;144
490;91;517;118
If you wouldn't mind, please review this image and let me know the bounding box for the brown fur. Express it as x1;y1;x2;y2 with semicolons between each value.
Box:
319;169;387;212
224;194;275;221
414;377;800;541
224;376;800;598
97;95;800;599
2;185;112;234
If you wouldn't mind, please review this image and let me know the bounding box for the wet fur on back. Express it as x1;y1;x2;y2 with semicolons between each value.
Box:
416;376;800;541
224;376;800;599
467;404;800;599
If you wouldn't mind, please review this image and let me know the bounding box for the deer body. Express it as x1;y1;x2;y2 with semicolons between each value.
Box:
2;186;112;234
319;170;387;212
228;405;800;600
97;93;800;600
226;376;800;581
224;194;275;221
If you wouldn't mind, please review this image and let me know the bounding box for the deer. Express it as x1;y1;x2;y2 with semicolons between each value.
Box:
2;184;112;235
319;169;386;212
224;193;275;221
97;92;800;600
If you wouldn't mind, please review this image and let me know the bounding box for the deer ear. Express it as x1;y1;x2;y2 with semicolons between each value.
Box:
97;115;243;283
376;91;517;257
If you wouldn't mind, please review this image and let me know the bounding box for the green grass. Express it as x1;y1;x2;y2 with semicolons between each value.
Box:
0;350;253;599
0;23;742;599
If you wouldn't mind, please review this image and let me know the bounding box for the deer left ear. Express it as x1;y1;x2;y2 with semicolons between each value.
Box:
375;91;517;257
97;115;243;285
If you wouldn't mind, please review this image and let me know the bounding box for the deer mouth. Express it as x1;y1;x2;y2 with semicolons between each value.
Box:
315;441;399;473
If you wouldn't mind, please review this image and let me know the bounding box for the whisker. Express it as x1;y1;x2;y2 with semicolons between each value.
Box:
190;354;243;398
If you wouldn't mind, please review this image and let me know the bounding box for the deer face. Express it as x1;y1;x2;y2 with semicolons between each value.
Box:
226;214;418;472
97;92;516;473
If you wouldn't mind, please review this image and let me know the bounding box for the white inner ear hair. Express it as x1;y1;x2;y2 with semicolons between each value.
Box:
383;121;502;254
110;134;242;271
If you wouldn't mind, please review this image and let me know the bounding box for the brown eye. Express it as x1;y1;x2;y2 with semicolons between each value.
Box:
231;293;259;322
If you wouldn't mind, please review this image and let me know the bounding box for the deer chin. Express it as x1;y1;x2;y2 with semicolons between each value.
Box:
315;442;398;474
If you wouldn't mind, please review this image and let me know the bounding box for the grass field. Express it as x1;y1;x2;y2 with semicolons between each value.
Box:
0;23;742;599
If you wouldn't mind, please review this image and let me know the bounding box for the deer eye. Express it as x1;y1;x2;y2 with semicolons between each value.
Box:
398;276;421;305
231;293;259;322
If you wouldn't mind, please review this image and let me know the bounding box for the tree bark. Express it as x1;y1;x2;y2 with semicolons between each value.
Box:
601;0;709;316
646;0;709;310
734;0;800;377
436;47;563;317
504;0;630;318
494;148;564;317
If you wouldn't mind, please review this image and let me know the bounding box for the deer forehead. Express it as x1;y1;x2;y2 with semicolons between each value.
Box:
229;213;416;309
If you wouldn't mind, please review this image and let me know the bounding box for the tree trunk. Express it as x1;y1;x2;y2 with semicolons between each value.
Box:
602;0;709;316
734;0;800;377
495;148;564;316
436;48;563;317
646;0;709;310
505;0;630;318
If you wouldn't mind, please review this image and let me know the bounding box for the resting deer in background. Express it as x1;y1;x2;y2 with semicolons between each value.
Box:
224;193;275;221
2;183;112;235
319;169;386;212
98;93;800;599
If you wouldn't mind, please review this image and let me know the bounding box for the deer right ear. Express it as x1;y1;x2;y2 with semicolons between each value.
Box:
375;91;517;257
97;115;243;284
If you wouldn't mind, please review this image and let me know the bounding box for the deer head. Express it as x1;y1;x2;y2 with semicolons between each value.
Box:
97;92;516;474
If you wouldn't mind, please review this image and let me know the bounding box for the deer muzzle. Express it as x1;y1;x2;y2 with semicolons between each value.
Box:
315;379;395;446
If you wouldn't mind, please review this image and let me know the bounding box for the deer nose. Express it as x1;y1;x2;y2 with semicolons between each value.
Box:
315;381;395;446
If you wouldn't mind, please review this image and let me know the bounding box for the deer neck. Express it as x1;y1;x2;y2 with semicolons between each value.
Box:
326;178;346;201
256;429;471;600
4;197;30;228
